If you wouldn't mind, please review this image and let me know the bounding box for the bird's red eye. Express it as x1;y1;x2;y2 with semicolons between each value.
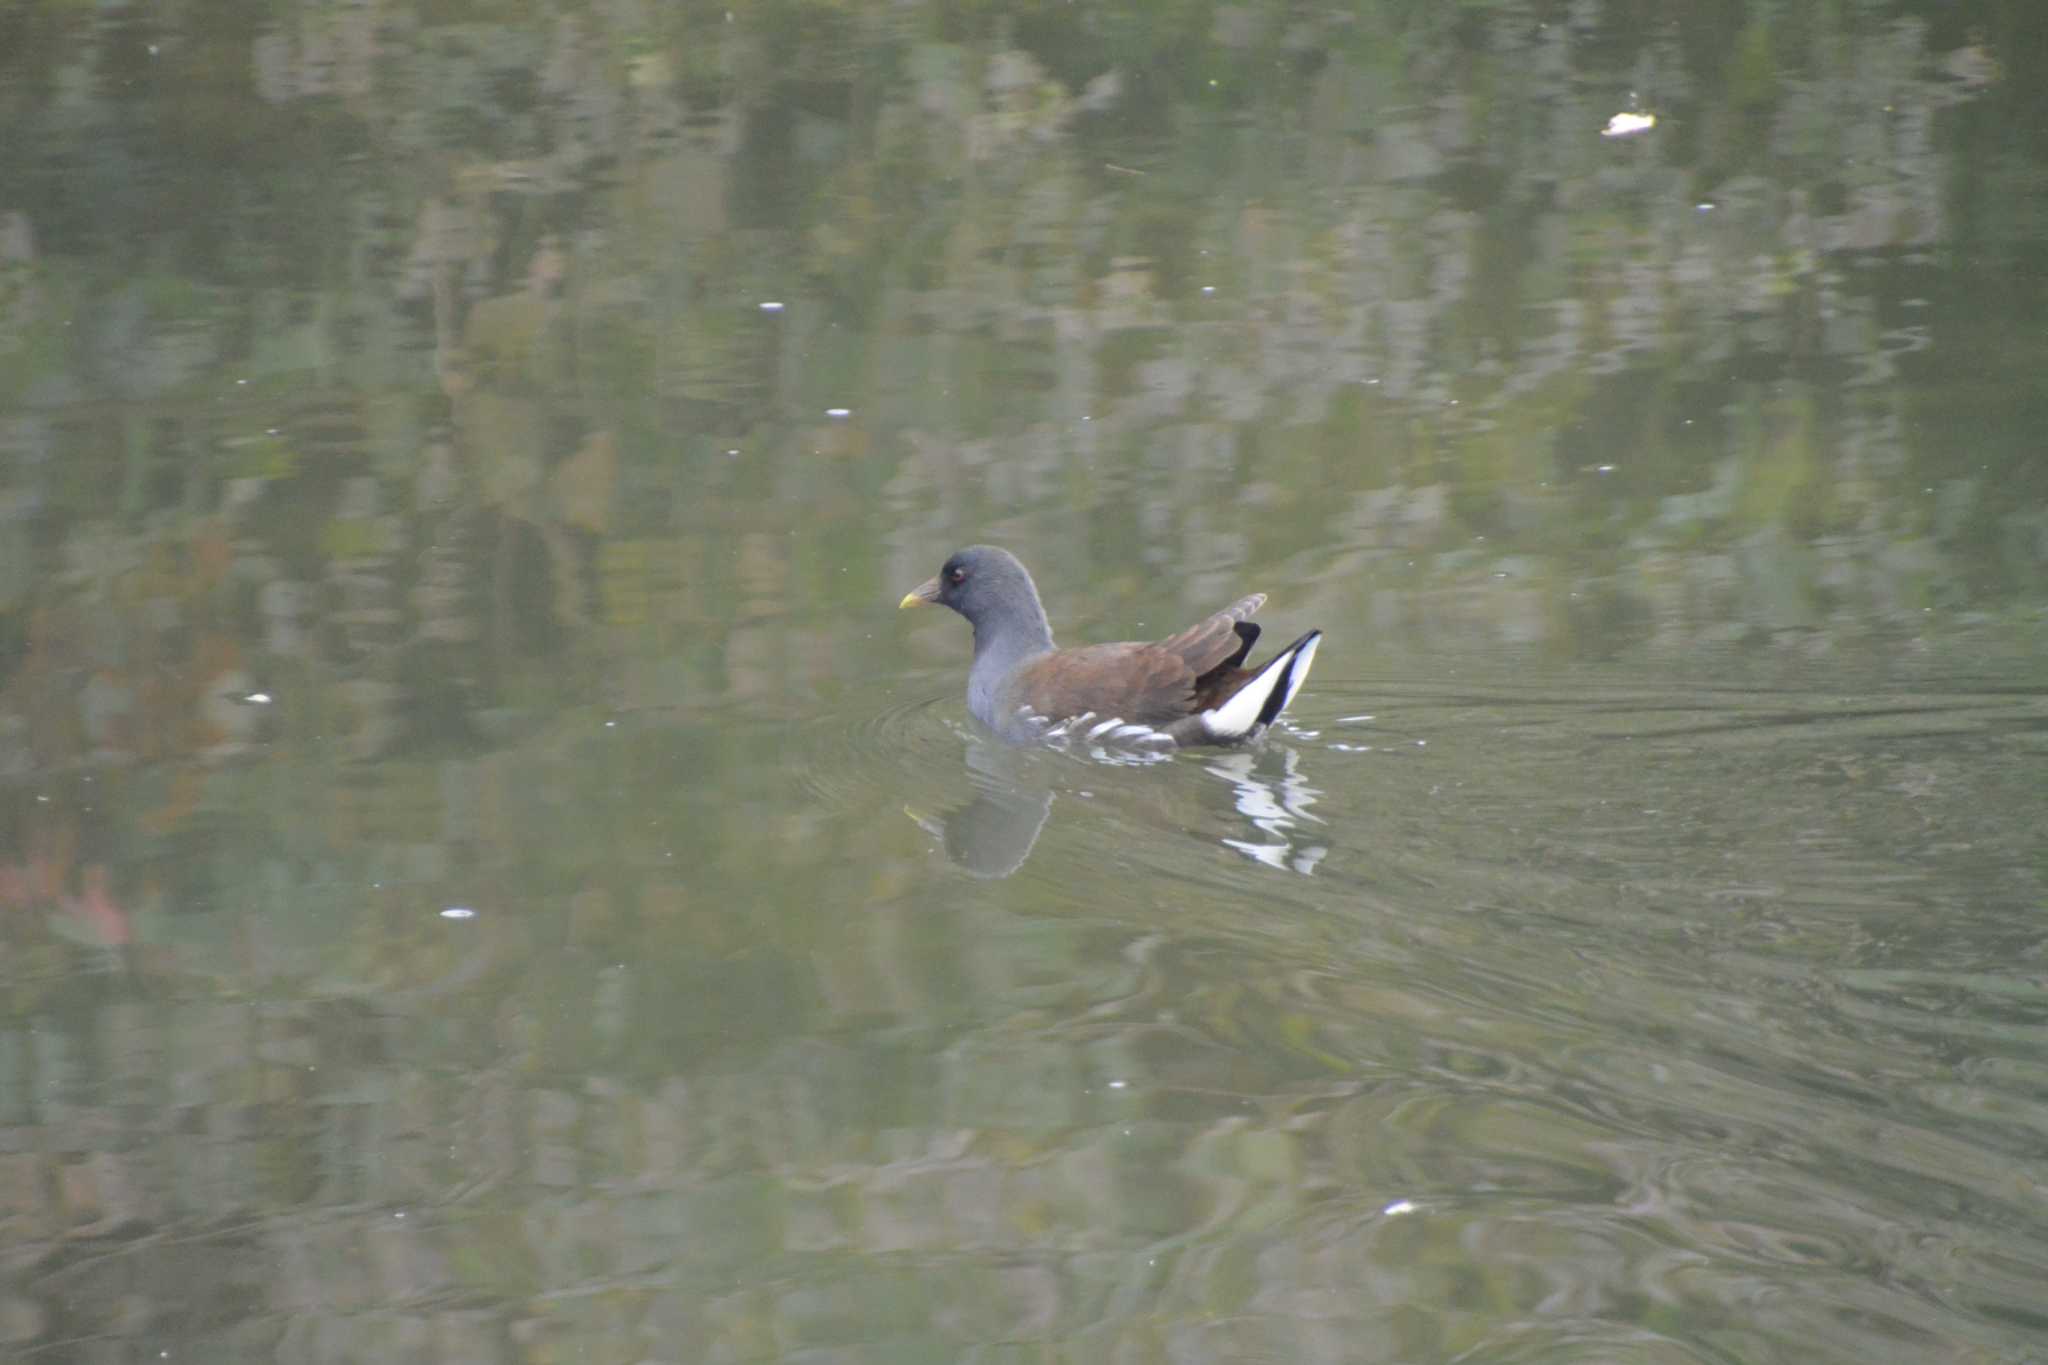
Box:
948;567;967;585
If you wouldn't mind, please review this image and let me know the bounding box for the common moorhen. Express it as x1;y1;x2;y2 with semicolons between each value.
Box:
900;546;1320;748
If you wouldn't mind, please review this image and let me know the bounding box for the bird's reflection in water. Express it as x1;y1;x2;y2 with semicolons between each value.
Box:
1206;743;1327;875
910;736;1055;879
914;735;1326;880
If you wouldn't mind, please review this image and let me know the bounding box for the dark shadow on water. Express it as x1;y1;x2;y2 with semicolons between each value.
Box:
911;736;1056;879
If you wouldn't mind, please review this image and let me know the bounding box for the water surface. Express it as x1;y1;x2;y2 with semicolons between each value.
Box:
3;3;2047;1362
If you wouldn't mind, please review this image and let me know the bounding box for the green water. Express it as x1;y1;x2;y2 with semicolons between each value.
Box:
2;3;2046;1361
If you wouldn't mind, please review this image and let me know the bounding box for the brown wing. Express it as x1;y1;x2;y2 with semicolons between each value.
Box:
1007;594;1267;725
1152;593;1265;678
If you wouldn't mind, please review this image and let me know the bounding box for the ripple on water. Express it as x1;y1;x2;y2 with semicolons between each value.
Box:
786;687;963;812
1450;1318;1738;1364
1321;1086;1629;1205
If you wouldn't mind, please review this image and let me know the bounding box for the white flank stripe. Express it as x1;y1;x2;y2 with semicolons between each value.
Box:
1278;635;1320;715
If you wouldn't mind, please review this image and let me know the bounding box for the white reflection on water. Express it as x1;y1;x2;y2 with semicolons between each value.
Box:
1207;744;1327;874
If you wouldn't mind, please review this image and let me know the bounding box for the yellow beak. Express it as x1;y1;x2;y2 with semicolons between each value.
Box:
898;576;941;609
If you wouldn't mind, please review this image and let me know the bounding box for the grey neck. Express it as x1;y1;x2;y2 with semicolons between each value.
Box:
966;613;1053;727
